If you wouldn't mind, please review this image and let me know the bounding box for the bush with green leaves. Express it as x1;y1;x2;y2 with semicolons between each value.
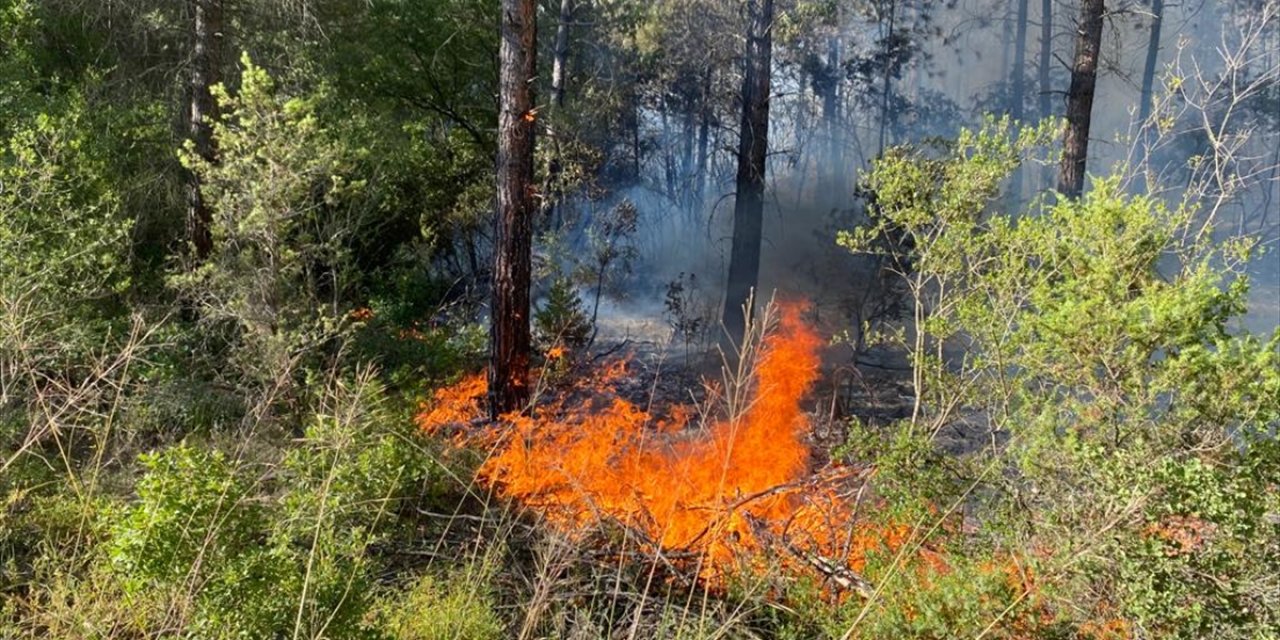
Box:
104;371;444;639
173;54;368;389
279;371;442;543
534;277;593;353
0;81;133;365
835;117;1280;637
374;562;505;640
106;442;299;638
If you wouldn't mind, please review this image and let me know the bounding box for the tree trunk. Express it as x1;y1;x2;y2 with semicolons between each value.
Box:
544;0;572;229
695;67;712;207
681;108;695;208
1138;0;1164;125
823;34;842;194
550;0;571;109
1010;0;1030;202
490;0;537;418
1058;0;1104;199
1038;0;1053;189
722;0;774;347
663;105;676;199
186;0;222;261
1039;0;1053;122
877;0;898;154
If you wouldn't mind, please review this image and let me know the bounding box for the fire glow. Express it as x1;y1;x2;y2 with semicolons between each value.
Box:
419;303;909;589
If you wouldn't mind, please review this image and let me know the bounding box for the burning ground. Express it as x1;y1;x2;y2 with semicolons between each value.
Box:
418;303;930;595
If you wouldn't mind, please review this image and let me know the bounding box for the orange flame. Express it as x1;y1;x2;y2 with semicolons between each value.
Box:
419;303;911;586
417;372;486;431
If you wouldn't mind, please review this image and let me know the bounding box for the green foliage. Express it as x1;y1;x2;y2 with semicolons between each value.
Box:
374;563;505;640
347;254;487;388
534;278;593;352
279;373;440;541
109;444;260;588
107;443;300;639
173;54;367;387
350;313;488;390
1115;446;1280;636
2;0;1277;636
0;83;132;332
833;556;1048;640
840;118;1280;636
0;1;39;101
104;371;443;639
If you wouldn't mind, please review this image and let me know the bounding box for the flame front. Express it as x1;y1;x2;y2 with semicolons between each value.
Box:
421;303;904;585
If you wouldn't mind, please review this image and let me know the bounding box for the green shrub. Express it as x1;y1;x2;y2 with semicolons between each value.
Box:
172;54;368;390
838;117;1280;636
534;277;592;353
106;443;298;638
279;372;441;543
375;564;505;640
105;403;430;640
108;443;264;591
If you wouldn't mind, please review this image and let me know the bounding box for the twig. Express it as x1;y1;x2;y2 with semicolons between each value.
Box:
591;338;632;362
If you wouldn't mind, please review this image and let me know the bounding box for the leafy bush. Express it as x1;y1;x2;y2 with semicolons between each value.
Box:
106;443;295;638
375;563;505;640
104;371;443;639
0;78;135;392
838;117;1280;636
534;277;592;353
172;54;367;389
279;371;441;542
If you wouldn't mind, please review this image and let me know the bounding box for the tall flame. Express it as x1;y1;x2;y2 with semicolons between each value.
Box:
420;303;905;585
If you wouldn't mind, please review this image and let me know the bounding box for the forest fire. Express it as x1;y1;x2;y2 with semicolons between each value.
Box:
419;304;912;592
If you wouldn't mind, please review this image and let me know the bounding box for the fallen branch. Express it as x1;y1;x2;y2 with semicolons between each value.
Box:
786;544;875;599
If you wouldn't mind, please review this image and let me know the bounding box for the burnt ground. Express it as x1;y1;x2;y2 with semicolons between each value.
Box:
581;336;994;462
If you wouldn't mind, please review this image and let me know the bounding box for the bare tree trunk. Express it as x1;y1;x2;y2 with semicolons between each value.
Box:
186;0;221;261
632;94;642;180
490;0;537;418
722;0;774;346
1010;0;1030;202
824;34;842;194
662;105;677;199
681;108;695;208
1039;0;1053;191
1039;0;1053;122
1138;0;1164;125
550;0;571;109
544;0;572;229
877;0;898;154
1058;0;1104;199
696;67;712;207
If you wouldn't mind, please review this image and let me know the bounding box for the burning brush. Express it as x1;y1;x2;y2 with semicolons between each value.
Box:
418;301;914;596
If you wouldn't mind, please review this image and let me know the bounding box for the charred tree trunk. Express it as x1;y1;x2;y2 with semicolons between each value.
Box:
490;0;537;418
722;0;774;346
1138;0;1164;125
1058;0;1104;199
186;0;222;261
